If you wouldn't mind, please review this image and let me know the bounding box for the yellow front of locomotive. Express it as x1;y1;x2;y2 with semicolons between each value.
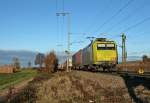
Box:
92;40;118;67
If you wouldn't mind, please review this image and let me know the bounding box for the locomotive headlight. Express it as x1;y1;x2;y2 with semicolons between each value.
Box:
111;57;117;64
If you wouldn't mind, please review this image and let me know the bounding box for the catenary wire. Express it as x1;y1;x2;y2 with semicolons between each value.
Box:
94;0;135;35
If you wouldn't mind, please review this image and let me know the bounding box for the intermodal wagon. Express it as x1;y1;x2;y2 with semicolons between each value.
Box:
72;49;82;69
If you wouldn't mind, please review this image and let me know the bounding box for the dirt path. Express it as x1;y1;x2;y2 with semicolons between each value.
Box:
0;78;33;102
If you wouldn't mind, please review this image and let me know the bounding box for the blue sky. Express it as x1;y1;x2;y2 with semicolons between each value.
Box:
0;0;150;56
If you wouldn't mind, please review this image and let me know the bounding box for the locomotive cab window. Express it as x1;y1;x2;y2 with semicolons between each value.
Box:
97;43;115;50
97;44;106;50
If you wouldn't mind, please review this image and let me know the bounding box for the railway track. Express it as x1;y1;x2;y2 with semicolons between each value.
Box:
117;71;150;78
77;69;150;79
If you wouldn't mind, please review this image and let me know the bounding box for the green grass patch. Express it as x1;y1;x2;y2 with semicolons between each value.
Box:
0;69;37;91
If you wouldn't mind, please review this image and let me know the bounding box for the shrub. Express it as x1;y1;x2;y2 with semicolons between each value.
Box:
44;51;58;73
12;57;21;72
142;55;148;62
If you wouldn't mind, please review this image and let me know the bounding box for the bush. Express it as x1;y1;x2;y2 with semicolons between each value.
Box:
44;51;58;73
142;55;148;62
35;53;45;68
12;57;21;72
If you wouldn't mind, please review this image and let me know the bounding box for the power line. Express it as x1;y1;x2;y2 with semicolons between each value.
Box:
56;0;66;46
106;2;145;33
62;0;65;29
123;17;150;32
56;16;60;41
94;0;134;35
56;0;60;45
56;0;58;12
56;0;65;48
83;0;112;34
111;17;150;44
130;30;150;39
56;0;64;12
62;0;64;12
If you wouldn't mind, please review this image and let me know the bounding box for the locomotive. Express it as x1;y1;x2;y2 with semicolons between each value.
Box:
72;38;118;71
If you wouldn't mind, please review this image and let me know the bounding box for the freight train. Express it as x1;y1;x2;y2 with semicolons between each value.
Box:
72;38;118;71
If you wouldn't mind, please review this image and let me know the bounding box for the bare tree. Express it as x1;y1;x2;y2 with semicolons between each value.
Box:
12;57;21;72
28;61;32;68
44;51;58;73
142;55;148;62
35;53;45;68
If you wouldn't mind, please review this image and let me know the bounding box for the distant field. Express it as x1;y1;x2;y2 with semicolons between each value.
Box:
0;69;37;91
117;61;150;72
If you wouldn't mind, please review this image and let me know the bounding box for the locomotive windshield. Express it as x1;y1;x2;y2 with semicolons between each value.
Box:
97;43;115;50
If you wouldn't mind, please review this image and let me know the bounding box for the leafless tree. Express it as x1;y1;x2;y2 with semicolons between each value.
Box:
142;55;148;62
28;61;32;68
12;57;21;72
35;53;45;68
44;51;58;73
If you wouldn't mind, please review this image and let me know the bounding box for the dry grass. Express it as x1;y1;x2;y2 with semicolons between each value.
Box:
23;71;132;103
134;85;150;103
9;71;150;103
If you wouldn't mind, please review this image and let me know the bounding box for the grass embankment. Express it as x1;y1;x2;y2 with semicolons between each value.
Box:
13;71;131;103
9;71;150;103
0;69;37;91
